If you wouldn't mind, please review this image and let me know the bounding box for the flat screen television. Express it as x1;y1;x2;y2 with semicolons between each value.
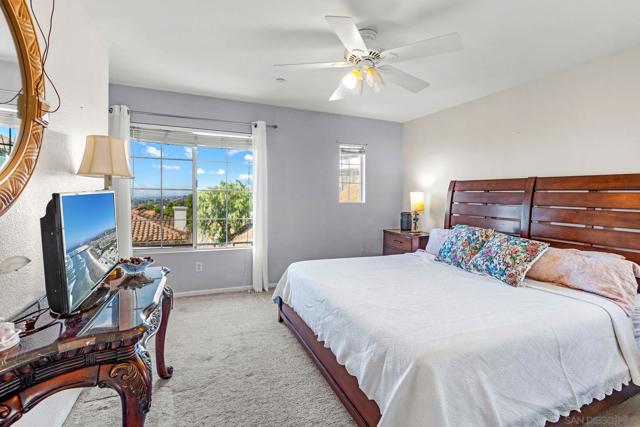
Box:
41;191;119;314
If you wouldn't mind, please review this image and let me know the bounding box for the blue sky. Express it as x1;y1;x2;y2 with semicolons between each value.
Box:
130;141;253;198
62;193;116;251
0;126;14;138
0;126;14;165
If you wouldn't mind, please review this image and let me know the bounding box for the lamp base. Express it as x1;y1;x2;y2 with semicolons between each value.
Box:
412;211;420;231
104;175;113;190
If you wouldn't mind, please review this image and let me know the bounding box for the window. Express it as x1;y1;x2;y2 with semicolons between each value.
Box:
129;125;253;249
338;144;365;203
0;126;17;168
0;101;20;168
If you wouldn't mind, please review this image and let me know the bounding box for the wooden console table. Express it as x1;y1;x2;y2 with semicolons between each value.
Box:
0;266;173;427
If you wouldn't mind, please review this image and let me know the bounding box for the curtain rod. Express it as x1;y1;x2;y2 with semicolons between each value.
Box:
131;121;252;137
129;109;278;129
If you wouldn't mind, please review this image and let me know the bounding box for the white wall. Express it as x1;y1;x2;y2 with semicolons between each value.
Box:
403;45;640;231
0;1;108;425
110;84;403;293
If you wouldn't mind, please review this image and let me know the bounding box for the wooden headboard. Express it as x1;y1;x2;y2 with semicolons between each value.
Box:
444;173;640;265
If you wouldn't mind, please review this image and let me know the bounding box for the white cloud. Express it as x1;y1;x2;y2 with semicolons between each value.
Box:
239;173;253;180
152;164;180;170
146;146;161;157
184;147;193;158
215;168;225;175
227;149;242;156
244;153;253;162
197;168;205;175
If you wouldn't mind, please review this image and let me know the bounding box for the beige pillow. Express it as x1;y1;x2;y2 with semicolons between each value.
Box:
527;247;639;315
580;250;625;260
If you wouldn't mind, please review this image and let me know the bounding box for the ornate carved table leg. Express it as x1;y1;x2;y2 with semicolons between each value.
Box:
155;285;174;379
99;347;152;427
0;396;22;427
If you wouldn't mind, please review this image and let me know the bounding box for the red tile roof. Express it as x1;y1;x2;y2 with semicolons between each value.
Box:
131;208;189;244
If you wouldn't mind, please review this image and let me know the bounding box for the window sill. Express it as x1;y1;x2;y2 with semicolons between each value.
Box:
133;246;252;256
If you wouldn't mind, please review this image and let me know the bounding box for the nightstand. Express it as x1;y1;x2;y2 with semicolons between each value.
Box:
383;229;429;255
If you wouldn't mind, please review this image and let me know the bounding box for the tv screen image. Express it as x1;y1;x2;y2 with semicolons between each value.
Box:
60;192;118;309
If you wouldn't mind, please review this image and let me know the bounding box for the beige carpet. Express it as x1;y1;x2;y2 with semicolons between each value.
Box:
64;291;640;427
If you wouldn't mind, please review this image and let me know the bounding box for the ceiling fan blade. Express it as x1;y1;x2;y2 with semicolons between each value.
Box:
329;83;349;102
325;15;367;54
379;66;430;93
381;32;463;64
273;61;351;70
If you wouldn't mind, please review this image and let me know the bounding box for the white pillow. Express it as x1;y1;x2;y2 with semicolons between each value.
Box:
634;294;640;338
425;228;451;256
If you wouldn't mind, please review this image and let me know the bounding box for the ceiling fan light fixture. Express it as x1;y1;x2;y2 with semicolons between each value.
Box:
365;67;385;93
342;69;363;93
275;16;463;101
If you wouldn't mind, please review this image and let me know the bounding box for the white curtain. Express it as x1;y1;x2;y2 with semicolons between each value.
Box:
252;121;269;292
109;105;133;258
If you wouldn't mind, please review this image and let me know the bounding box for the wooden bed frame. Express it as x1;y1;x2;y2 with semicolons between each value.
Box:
277;173;640;427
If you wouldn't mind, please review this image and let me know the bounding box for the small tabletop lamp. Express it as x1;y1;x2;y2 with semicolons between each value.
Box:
410;191;425;232
77;135;133;189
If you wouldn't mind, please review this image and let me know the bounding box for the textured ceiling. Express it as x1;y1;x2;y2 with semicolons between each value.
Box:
84;0;640;122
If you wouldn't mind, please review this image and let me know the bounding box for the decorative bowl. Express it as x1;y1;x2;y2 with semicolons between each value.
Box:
119;257;154;275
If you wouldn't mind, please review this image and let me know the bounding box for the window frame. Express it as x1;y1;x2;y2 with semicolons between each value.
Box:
338;143;366;204
129;124;253;251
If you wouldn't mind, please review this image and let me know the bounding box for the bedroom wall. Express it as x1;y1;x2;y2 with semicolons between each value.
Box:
0;1;109;425
403;45;640;231
110;84;403;293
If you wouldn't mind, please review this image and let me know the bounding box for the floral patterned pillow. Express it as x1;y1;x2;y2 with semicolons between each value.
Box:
435;225;495;270
469;233;549;287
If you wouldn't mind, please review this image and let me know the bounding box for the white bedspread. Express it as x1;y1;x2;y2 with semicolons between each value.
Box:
274;252;640;427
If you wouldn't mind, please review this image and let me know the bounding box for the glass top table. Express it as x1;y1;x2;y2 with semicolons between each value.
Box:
0;265;173;427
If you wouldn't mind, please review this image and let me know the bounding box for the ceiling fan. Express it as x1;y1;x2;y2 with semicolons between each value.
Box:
274;16;464;101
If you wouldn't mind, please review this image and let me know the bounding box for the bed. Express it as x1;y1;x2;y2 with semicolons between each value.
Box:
274;173;640;427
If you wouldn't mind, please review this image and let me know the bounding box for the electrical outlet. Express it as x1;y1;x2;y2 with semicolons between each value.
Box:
195;261;203;272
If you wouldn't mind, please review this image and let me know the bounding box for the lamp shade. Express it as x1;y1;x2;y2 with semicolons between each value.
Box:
342;69;364;94
365;67;385;93
77;135;132;178
410;191;425;212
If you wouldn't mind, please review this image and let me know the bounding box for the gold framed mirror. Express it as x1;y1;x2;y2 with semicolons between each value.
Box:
0;0;47;217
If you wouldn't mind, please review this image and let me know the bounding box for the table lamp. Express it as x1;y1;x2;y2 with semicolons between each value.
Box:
410;191;425;232
77;135;133;189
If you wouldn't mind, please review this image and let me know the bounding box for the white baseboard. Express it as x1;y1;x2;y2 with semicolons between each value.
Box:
173;283;277;298
174;286;252;298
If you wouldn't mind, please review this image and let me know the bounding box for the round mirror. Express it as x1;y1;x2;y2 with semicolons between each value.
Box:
0;0;47;217
0;9;22;171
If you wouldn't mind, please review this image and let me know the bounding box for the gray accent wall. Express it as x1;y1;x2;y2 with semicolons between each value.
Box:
110;84;402;292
